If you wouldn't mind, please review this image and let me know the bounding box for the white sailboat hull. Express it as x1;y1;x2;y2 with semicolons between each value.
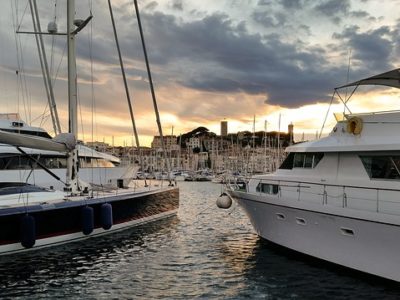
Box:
231;191;400;282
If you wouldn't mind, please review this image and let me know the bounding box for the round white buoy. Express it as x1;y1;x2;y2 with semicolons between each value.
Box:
216;194;232;209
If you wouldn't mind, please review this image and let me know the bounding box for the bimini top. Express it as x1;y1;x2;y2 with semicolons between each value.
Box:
336;68;400;90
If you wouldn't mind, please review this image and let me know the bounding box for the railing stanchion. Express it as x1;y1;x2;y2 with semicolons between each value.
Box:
376;189;380;212
278;180;281;198
297;183;301;201
342;186;347;208
323;185;327;205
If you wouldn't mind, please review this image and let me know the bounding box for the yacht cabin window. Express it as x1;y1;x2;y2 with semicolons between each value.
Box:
256;183;279;195
279;153;294;169
360;155;400;180
280;152;323;169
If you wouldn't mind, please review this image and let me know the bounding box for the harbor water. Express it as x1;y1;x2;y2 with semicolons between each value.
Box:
0;182;399;299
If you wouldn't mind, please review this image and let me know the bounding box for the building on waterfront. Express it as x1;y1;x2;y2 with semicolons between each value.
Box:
221;120;228;136
288;123;294;145
86;141;109;152
151;135;177;150
186;137;200;150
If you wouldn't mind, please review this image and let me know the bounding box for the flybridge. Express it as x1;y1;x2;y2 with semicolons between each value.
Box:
287;111;400;153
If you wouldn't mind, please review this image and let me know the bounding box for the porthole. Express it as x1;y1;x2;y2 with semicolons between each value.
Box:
296;217;306;225
340;227;354;236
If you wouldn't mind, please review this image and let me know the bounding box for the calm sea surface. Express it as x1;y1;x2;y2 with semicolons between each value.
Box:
0;182;399;299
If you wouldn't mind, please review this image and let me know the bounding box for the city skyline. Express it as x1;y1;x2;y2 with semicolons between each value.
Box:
1;1;400;146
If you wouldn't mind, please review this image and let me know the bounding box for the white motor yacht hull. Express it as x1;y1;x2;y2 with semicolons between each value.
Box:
230;190;400;282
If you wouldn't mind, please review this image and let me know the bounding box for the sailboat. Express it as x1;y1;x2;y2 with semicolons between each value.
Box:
0;0;179;255
222;68;400;282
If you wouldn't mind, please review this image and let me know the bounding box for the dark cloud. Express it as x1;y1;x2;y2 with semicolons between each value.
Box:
252;11;287;28
171;0;183;11
314;0;350;23
257;0;271;6
350;10;370;19
90;9;397;108
333;25;394;71
134;11;338;107
315;0;350;16
279;0;303;9
144;1;158;11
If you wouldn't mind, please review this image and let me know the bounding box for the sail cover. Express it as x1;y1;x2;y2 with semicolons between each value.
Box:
336;68;400;90
0;130;67;152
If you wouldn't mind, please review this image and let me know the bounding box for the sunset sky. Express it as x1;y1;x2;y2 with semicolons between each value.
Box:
1;0;400;146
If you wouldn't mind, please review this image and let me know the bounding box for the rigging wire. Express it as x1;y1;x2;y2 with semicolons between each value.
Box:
50;0;58;79
88;0;96;188
30;0;60;136
10;0;27;122
17;1;32;124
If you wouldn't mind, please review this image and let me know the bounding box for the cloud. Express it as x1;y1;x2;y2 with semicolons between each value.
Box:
252;11;287;28
314;0;350;23
332;25;394;71
144;1;158;11
314;0;350;16
171;0;183;11
278;0;303;10
130;11;336;107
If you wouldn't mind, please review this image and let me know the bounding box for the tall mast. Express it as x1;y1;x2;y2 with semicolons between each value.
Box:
67;0;77;137
65;0;79;194
107;0;141;156
134;0;173;184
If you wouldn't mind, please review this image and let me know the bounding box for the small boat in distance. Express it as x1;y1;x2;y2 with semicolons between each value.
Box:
224;68;400;282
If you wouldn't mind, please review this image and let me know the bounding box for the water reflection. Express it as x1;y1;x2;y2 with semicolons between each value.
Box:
0;217;179;299
237;239;400;299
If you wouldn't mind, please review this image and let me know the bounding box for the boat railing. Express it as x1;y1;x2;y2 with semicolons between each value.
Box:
239;177;400;216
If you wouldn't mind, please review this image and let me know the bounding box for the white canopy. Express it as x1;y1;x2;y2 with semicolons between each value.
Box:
336;68;400;90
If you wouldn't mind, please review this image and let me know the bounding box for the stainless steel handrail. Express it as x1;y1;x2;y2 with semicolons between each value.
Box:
234;177;400;215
